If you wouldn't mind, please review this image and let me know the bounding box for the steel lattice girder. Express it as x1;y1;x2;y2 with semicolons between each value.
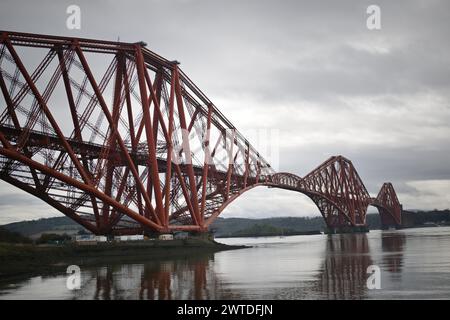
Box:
0;31;402;234
269;156;402;229
0;31;273;235
372;182;402;227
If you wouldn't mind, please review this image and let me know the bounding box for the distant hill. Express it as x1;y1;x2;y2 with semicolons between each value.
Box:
210;213;401;236
0;215;334;237
1;210;449;238
0;214;366;237
2;216;84;239
210;216;326;237
221;223;321;238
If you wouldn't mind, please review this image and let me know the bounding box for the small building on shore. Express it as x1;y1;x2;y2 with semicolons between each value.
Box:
74;235;107;245
158;234;174;241
114;234;145;242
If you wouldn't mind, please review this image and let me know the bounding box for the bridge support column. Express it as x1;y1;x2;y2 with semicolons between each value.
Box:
324;225;370;234
378;208;403;230
372;183;403;230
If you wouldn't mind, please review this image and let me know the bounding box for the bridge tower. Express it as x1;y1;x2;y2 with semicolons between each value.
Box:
372;183;402;229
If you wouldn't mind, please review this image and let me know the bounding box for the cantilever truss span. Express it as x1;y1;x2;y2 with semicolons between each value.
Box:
270;157;402;231
0;31;402;235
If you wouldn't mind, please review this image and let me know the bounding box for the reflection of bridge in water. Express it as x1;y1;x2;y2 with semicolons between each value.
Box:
381;232;406;274
76;254;242;300
0;31;404;235
316;234;373;299
316;232;406;299
68;232;406;300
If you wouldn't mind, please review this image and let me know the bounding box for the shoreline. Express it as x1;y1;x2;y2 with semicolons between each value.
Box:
216;230;322;238
0;238;247;279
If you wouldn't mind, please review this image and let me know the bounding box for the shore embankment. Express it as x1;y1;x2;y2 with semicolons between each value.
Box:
0;238;246;278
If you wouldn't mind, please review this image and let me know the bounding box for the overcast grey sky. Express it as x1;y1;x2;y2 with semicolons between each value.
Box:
0;0;449;223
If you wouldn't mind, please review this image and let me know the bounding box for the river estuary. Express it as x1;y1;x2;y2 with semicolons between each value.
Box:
1;227;450;299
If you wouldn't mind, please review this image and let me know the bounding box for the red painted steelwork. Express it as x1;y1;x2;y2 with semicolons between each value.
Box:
269;157;402;230
0;31;402;234
372;183;402;228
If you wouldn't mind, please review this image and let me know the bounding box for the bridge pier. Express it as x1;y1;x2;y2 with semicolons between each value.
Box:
324;225;370;235
379;210;403;230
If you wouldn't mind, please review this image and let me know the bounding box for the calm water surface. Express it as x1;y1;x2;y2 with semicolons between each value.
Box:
1;227;450;299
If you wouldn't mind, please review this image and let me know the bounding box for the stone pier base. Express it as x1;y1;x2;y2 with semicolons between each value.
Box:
324;225;370;234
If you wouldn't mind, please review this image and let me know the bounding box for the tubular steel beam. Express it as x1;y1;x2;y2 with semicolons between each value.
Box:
0;31;401;235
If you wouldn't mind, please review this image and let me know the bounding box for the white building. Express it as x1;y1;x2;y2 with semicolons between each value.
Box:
158;234;174;241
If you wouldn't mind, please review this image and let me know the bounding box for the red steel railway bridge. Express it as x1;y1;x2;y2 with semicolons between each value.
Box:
0;31;402;235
